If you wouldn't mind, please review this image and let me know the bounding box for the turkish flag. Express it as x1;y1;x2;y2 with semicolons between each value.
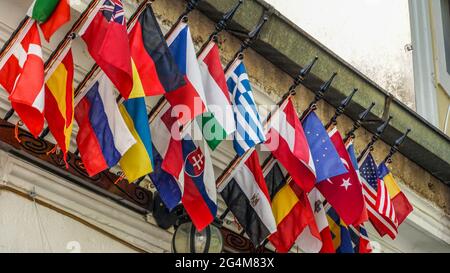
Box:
317;127;366;226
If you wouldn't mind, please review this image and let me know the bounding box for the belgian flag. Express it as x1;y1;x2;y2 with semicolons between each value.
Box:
128;6;185;98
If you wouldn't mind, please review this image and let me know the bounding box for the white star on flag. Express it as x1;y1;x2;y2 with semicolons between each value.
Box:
340;178;352;190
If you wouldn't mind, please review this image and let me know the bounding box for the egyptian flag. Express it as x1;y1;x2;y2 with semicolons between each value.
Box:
220;151;277;247
0;21;45;137
264;98;316;193
28;0;71;41
166;21;207;126
75;74;136;176
44;47;74;164
264;161;319;253
127;5;186;98
79;0;133;99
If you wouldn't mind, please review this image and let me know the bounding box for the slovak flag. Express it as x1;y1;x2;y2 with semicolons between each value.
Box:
165;21;207;125
264;98;316;192
79;0;133;99
180;123;217;231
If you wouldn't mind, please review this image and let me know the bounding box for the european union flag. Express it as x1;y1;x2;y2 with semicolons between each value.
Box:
302;112;347;182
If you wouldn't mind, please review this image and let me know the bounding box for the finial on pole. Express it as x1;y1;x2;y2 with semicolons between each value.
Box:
383;128;411;164
357;116;393;162
288;56;319;96
325;88;358;128
343;102;375;143
240;13;269;51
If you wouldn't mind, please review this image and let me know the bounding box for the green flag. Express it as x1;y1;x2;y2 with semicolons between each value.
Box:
29;0;60;23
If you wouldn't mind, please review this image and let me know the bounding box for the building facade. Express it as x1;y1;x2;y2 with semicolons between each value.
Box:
0;0;449;253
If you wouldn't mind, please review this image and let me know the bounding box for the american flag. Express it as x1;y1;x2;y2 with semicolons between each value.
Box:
100;0;126;25
359;152;398;239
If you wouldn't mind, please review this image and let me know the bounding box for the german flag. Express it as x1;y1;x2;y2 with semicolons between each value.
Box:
127;5;185;98
44;47;74;165
264;162;319;253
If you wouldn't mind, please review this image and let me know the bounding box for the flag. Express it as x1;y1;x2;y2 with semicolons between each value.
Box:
28;0;71;41
149;146;182;211
378;163;413;225
79;0;133;99
74;74;136;177
0;22;44;137
44;47;74;164
302;112;347;182
317;126;366;226
128;5;186;98
198;41;236;150
180;121;217;231
119;97;154;182
166;21;207;125
326;205;354;253
349;224;372;253
264;161;318;253
150;102;183;210
296;188;335;253
226;58;265;156
360;153;398;239
220;151;276;246
264;98;316;192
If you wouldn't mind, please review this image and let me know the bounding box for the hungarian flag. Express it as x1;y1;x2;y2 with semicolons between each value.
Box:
317;126;366;226
79;0;133;99
166;21;207;126
28;0;71;41
296;188;335;253
264;161;318;253
0;22;45;137
198;41;236;150
128;5;186;98
378;163;413;226
220;151;277;247
264;98;316;193
44;47;74;164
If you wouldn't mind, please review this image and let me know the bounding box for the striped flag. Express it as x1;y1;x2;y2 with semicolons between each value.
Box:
226;58;265;156
359;152;398;239
44;47;74;164
198;41;236;150
325;205;354;253
219;150;276;246
264;98;316;192
75;74;136;177
349;224;372;253
0;21;45;137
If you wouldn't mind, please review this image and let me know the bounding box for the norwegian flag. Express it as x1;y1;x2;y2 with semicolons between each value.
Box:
359;152;398;239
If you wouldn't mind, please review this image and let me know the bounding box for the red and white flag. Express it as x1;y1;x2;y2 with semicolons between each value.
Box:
78;0;133;99
198;41;236;136
0;21;45;137
296;188;335;253
318;126;366;226
264;98;316;192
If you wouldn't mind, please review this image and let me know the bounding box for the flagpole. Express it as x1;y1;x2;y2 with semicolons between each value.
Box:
342;102;376;144
324;88;358;130
0;17;32;60
382;128;411;165
356;115;393;163
215;56;319;190
2;0;102;122
148;0;244;124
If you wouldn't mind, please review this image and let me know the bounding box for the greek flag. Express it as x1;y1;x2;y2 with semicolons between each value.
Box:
226;59;265;156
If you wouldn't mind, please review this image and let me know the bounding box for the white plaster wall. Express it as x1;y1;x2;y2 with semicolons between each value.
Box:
0;191;136;253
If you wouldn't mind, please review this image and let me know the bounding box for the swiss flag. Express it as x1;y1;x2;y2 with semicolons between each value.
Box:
79;0;133;98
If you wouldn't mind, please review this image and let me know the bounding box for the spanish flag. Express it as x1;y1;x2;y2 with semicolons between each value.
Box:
119;97;154;182
44;47;74;164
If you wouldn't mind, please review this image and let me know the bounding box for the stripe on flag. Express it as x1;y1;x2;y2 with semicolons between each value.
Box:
226;58;265;156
